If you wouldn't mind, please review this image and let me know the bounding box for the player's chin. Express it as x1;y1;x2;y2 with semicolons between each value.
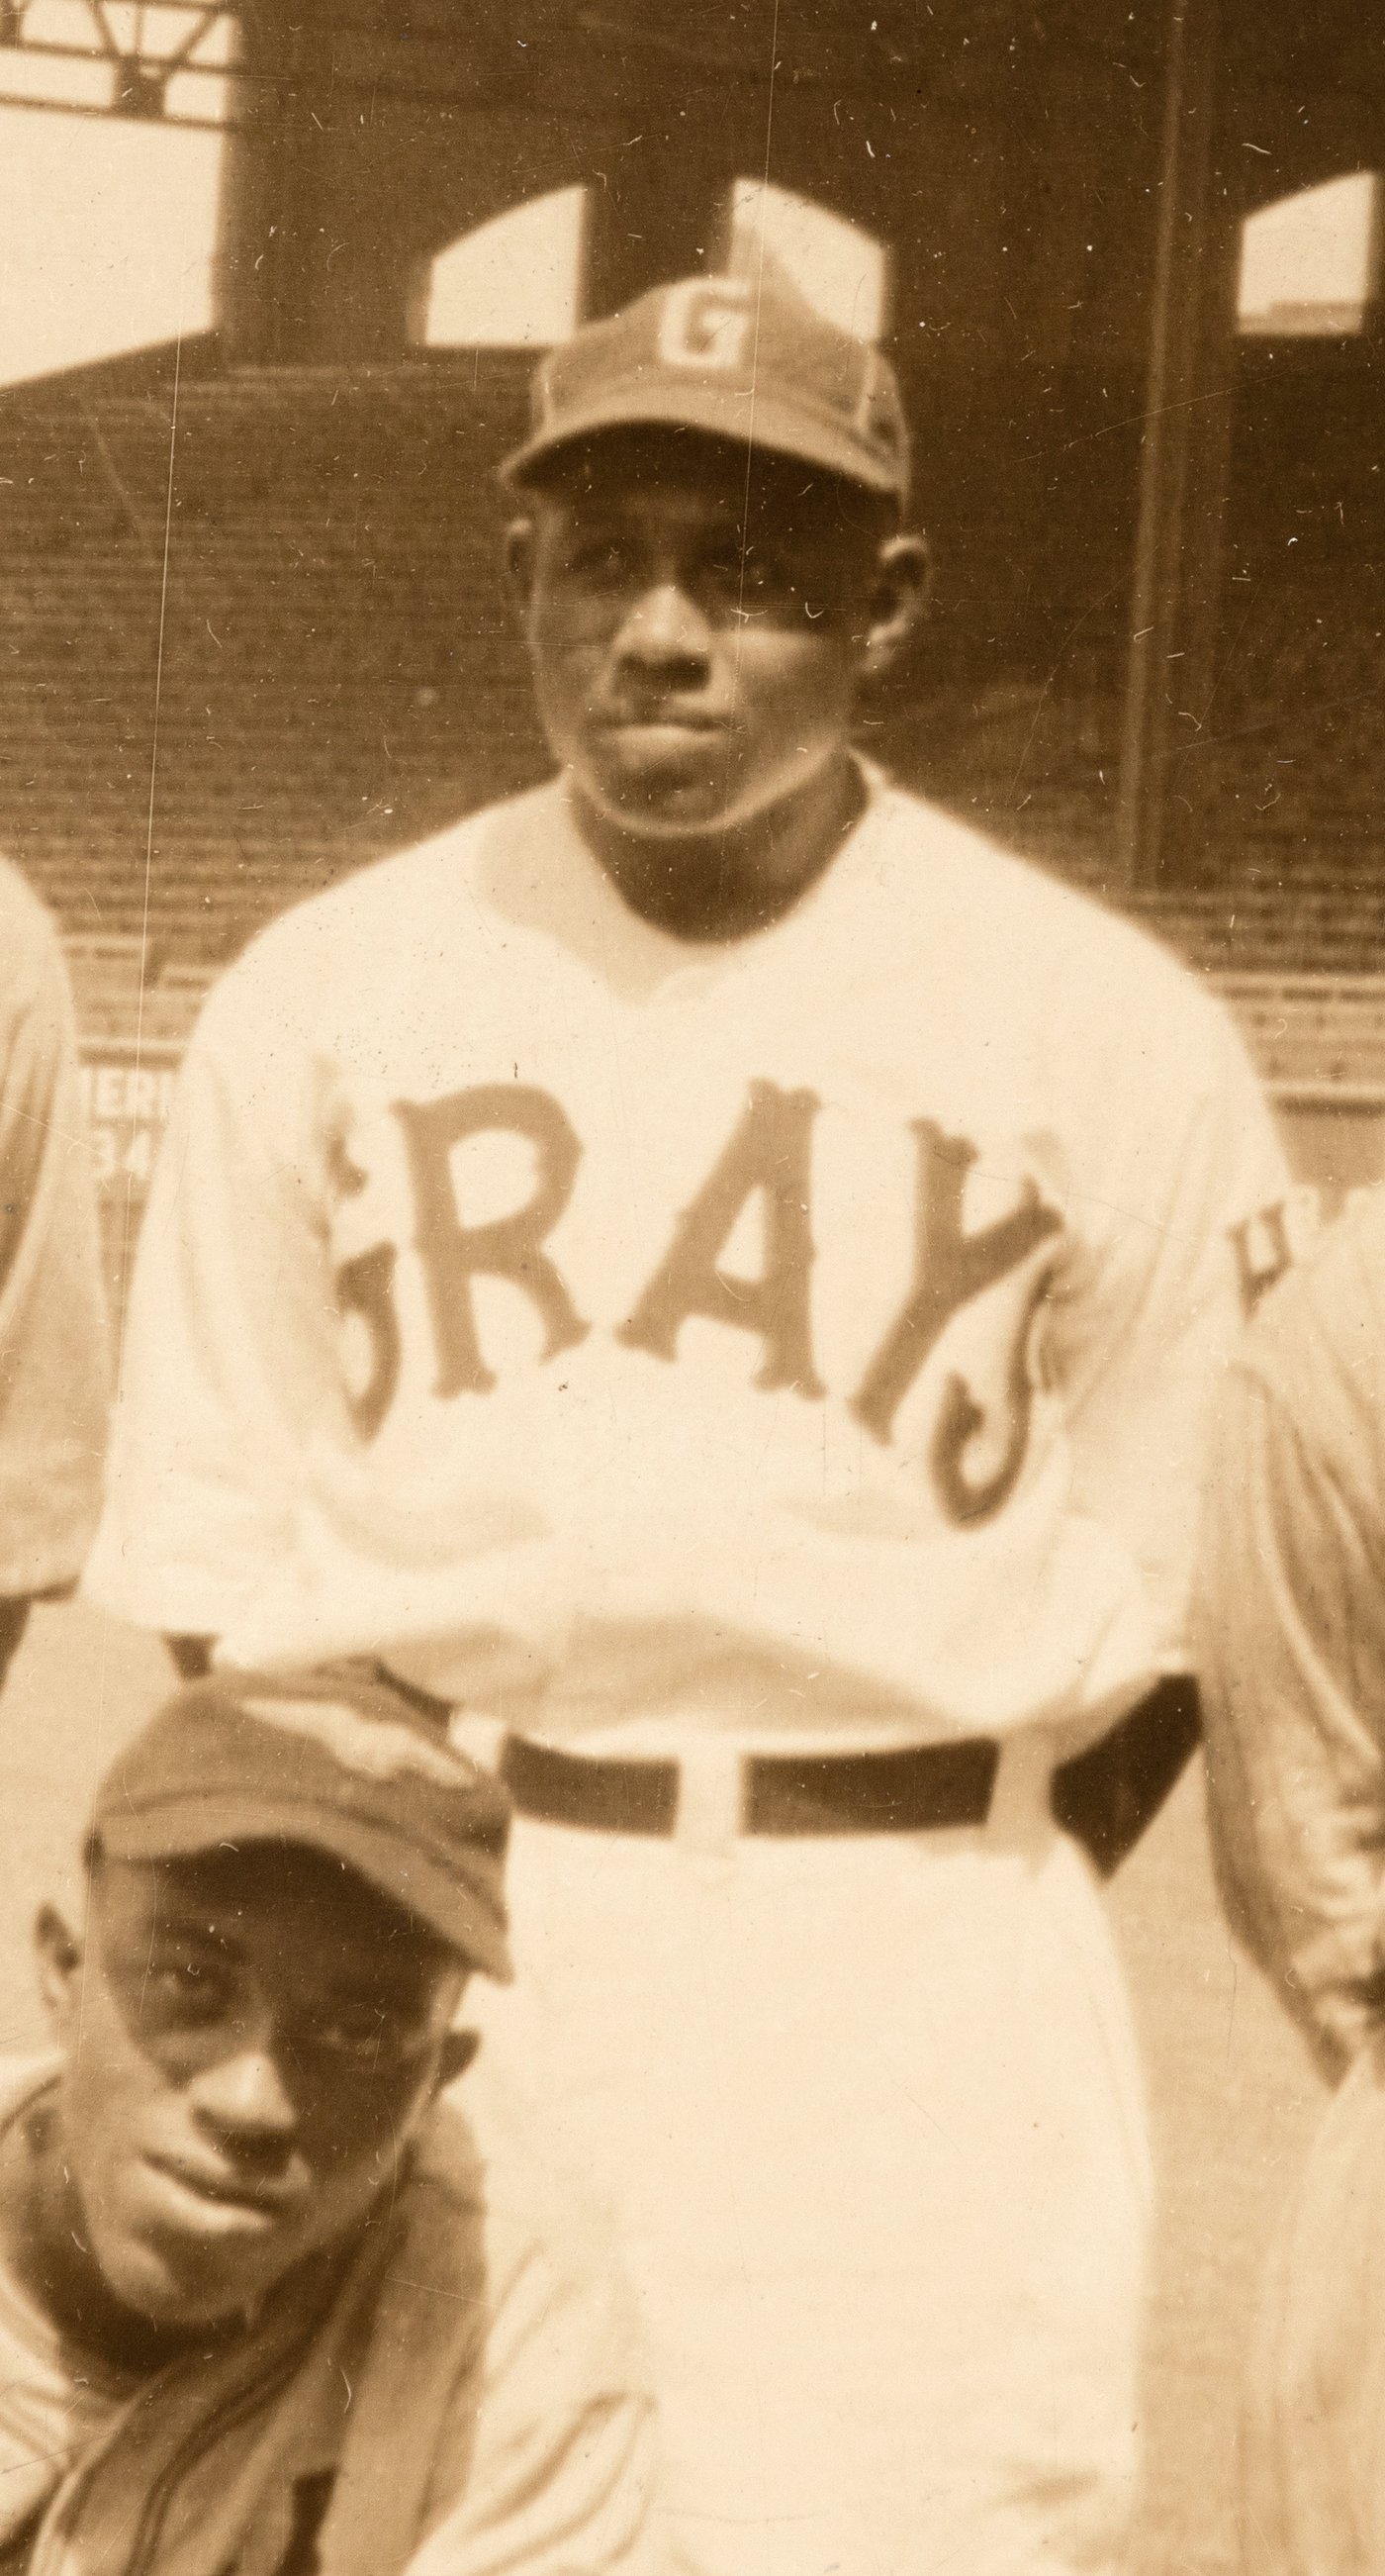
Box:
584;758;751;837
95;2230;265;2333
101;2194;318;2328
613;790;744;837
577;728;735;806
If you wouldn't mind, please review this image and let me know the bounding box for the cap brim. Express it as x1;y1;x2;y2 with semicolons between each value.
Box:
502;379;902;498
98;1792;513;1983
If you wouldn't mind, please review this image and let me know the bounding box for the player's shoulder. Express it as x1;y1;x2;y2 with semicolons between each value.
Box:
231;781;557;974
872;783;1238;1066
0;856;68;1003
193;783;560;1044
0;850;53;934
1241;1182;1385;1427
409;2051;646;2369
417;2044;595;2252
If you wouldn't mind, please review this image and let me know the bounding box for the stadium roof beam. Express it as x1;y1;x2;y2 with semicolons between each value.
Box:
0;0;1171;133
0;0;233;131
1117;0;1236;888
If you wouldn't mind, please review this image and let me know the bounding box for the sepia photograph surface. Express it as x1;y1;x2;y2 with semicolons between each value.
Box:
0;6;1377;2571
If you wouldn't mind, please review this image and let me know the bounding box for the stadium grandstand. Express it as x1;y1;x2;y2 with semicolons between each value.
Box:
1;0;1383;1293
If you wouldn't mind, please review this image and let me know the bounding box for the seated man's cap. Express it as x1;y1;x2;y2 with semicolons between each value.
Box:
502;270;909;503
91;1666;512;1980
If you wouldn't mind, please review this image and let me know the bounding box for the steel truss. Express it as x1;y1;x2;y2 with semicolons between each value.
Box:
0;1;234;128
0;0;967;134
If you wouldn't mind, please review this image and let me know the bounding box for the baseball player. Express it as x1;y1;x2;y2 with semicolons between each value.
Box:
0;857;108;1691
88;272;1296;2573
1196;1190;1385;2571
0;1661;663;2573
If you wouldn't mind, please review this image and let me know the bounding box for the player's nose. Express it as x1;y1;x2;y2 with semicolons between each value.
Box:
189;2020;300;2146
611;579;711;675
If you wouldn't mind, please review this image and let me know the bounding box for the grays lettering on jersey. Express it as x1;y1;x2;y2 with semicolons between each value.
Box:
88;773;1292;1738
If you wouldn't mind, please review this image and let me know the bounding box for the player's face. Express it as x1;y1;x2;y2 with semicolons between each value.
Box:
517;439;889;847
40;1848;465;2339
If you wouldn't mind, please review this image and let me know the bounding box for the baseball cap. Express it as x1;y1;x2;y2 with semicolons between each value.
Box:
91;1666;512;1980
502;271;909;504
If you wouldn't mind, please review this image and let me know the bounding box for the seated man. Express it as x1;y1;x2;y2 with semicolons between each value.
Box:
0;1664;662;2575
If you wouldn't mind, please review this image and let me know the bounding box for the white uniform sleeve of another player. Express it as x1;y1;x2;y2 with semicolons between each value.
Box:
0;882;110;1597
1196;1197;1385;2082
401;2268;668;2576
1051;969;1296;1679
83;931;345;1643
399;2067;671;2576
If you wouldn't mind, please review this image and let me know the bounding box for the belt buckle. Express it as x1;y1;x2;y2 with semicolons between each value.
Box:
673;1745;746;1858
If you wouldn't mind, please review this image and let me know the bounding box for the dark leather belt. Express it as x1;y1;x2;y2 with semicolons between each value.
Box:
499;1675;1203;1874
500;1730;1001;1840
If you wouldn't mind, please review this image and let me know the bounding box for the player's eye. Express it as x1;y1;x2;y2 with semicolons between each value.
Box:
695;542;749;599
700;543;800;618
309;2000;423;2066
140;1957;231;2027
742;548;790;592
563;534;639;588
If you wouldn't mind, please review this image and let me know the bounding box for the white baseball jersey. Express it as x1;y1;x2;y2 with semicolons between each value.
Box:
0;858;109;1602
1198;1184;1385;2078
89;769;1290;1754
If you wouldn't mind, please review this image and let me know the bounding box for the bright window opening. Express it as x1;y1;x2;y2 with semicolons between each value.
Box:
728;180;886;341
422;185;586;348
0;106;222;388
0;2;232;124
1238;171;1380;337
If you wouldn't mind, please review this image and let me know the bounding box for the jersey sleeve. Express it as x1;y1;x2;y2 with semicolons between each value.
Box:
83;945;348;1643
402;2076;669;2576
1052;981;1298;1677
0;891;110;1598
1196;1216;1385;2080
406;2263;667;2576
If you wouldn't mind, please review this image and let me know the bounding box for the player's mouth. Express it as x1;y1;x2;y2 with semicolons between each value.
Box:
595;713;734;759
141;2154;299;2234
598;704;731;732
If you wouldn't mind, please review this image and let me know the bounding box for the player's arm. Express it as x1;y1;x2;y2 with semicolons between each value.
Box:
0;903;110;1672
82;953;344;1654
1196;1236;1385;2081
403;2232;668;2575
1051;992;1298;1866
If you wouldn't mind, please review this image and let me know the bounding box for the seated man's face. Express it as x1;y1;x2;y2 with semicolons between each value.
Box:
518;433;887;848
45;1846;465;2335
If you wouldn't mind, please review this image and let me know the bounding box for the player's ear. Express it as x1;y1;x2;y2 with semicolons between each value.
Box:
34;1904;83;2041
504;519;537;623
859;532;930;680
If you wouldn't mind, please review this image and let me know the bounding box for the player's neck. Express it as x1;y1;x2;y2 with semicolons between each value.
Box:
573;753;869;944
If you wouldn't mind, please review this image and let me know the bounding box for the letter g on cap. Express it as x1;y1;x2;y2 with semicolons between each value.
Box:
657;277;754;372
